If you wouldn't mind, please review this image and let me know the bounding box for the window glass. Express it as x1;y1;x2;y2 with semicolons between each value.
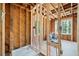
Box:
55;18;72;35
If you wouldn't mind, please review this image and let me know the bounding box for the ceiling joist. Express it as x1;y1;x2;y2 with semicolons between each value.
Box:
50;4;58;15
60;3;67;17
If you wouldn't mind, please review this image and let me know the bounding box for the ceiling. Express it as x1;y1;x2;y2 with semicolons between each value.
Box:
14;3;77;19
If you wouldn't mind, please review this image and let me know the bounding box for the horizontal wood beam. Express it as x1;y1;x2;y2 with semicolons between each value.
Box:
42;4;56;19
11;4;31;12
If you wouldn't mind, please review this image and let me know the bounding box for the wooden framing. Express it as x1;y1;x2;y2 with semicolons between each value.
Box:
3;4;31;55
31;4;62;56
11;4;31;12
0;3;2;56
77;3;79;56
50;4;58;15
20;8;26;47
31;4;40;53
60;3;66;17
2;3;5;56
47;3;62;56
26;7;31;45
31;4;49;55
71;3;73;41
0;3;78;56
57;3;62;56
41;4;48;56
10;4;14;55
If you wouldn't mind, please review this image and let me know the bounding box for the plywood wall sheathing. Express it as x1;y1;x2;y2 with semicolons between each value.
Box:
5;4;10;55
20;8;26;47
26;7;31;45
11;5;20;49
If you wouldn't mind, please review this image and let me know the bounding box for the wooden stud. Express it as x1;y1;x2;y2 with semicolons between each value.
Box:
77;3;79;56
57;3;61;56
2;3;5;56
71;3;73;41
0;3;2;56
26;7;31;45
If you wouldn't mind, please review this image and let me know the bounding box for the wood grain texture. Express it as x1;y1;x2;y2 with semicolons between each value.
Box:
20;8;26;47
0;3;2;56
13;5;20;49
26;8;31;45
5;4;10;55
10;4;20;49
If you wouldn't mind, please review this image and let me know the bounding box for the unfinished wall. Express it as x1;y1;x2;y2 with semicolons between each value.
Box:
5;4;10;55
50;19;55;32
20;8;26;47
5;4;31;55
26;7;31;45
10;4;20;49
50;14;77;42
73;13;77;42
10;4;31;49
61;14;77;42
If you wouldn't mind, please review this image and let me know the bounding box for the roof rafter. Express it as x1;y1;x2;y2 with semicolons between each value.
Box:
60;3;67;17
50;3;58;15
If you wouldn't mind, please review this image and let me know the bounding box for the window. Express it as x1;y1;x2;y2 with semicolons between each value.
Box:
55;18;72;35
61;19;72;35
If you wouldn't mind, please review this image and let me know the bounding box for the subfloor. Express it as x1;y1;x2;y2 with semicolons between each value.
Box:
12;40;77;56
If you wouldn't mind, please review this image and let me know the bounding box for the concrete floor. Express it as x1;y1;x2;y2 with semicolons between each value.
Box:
51;40;77;56
12;40;77;56
12;45;39;56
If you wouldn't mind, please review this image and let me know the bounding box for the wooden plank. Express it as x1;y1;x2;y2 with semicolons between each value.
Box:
77;3;79;56
60;3;66;16
12;4;31;12
0;3;2;56
12;4;26;9
47;12;51;56
12;5;20;49
10;4;14;55
57;3;61;56
71;3;73;41
50;4;58;15
2;3;5;56
5;4;10;55
73;14;77;42
20;8;26;47
26;8;31;45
